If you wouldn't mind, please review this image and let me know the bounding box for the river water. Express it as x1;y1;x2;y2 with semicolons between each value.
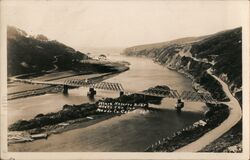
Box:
8;54;207;152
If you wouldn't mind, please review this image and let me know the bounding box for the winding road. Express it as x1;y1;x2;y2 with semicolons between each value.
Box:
176;68;242;152
46;55;58;73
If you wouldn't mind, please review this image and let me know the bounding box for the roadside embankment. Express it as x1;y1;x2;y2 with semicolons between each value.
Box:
200;120;242;152
145;103;229;152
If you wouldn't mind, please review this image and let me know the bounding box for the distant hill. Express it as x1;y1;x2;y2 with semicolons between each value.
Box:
124;37;205;52
7;26;89;76
123;27;242;103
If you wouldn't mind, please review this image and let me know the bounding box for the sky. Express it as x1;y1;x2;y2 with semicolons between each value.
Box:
2;0;248;50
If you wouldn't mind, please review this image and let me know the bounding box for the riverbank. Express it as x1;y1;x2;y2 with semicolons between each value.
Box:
135;57;242;152
184;69;242;152
8;105;116;144
145;103;229;152
7;85;167;144
200;120;242;152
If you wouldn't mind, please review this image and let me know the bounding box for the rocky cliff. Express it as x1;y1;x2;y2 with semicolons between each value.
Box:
123;27;242;104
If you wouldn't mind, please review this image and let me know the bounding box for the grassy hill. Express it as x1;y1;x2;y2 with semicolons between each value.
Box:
7;26;89;76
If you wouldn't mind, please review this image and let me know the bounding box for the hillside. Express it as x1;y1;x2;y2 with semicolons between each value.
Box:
123;27;242;104
124;37;205;52
7;26;90;76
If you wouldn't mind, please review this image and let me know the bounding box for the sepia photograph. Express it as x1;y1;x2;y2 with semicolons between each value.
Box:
0;0;249;159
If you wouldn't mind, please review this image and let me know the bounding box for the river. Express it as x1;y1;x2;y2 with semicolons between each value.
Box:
8;54;207;152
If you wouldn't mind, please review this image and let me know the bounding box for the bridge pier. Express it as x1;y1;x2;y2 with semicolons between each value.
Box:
63;85;69;94
87;87;96;98
119;91;124;97
175;99;184;112
144;103;149;109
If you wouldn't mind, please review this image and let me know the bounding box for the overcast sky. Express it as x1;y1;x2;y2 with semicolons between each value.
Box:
3;0;248;50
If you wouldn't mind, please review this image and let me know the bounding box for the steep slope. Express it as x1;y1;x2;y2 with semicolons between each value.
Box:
7;26;89;76
123;27;242;104
123;27;242;152
175;68;241;152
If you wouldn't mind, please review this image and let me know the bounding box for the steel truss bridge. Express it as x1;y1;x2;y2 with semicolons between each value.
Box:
11;78;217;103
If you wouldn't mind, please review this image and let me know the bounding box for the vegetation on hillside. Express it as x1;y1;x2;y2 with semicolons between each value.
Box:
191;28;242;89
123;27;242;103
7;26;89;76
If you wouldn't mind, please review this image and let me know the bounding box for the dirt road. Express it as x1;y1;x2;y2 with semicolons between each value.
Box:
176;69;242;152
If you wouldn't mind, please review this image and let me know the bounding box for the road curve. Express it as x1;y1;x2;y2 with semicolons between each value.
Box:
175;69;242;152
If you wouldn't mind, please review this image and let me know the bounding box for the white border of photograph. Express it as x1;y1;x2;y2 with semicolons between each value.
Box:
0;0;249;159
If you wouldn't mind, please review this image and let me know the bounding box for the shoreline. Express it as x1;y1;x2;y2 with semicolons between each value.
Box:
8;113;116;145
141;56;242;152
7;85;171;145
145;103;230;152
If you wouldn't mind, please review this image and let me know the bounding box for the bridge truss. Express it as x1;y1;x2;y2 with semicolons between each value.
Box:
11;78;217;103
124;87;217;104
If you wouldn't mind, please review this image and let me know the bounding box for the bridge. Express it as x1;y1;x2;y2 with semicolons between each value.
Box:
11;78;217;104
125;88;216;104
